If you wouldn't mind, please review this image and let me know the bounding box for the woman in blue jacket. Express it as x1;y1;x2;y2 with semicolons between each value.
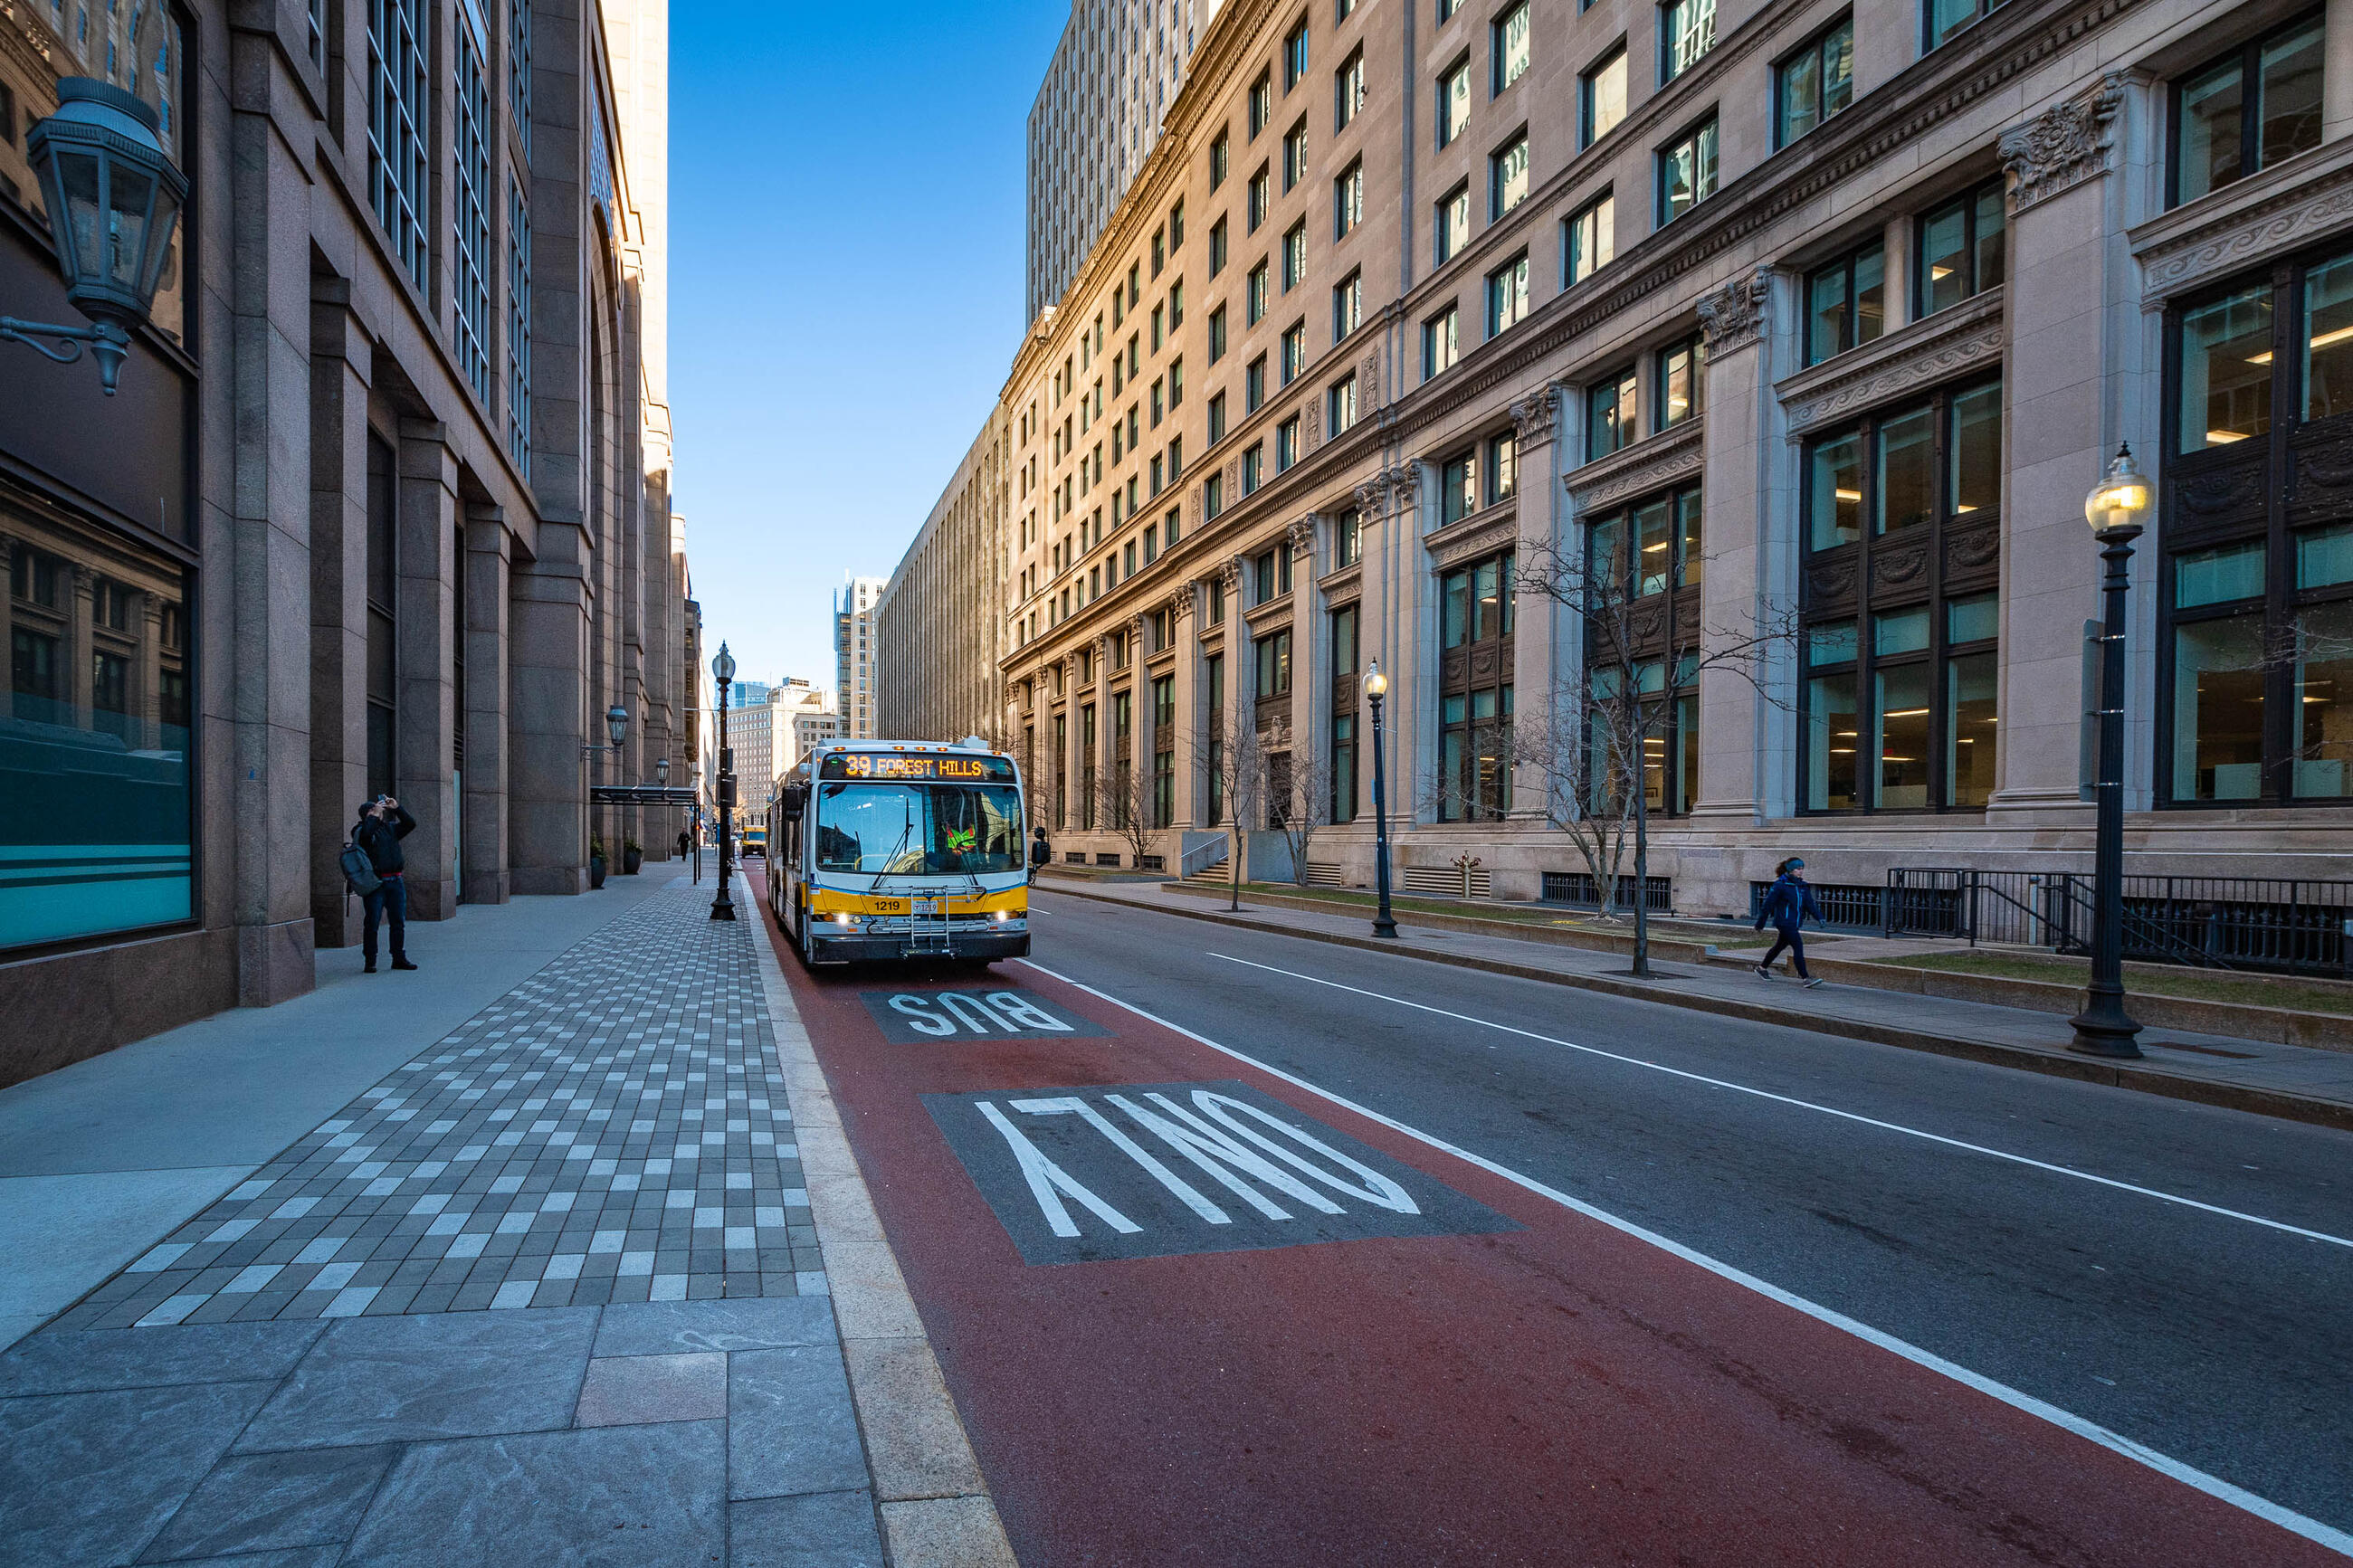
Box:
1754;857;1825;987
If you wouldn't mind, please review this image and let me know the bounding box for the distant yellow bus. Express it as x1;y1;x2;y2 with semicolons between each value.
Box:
767;739;1029;967
739;825;767;858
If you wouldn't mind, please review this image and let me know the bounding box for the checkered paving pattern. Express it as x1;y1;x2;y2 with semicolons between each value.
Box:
49;886;822;1330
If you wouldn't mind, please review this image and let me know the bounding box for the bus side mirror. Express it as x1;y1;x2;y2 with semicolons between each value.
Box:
780;784;807;818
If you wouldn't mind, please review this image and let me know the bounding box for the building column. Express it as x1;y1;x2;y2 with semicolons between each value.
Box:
1092;634;1114;832
1990;75;2148;818
464;507;514;903
1691;265;1798;828
1506;385;1566;825
1167;588;1197;830
510;532;591;894
308;281;372;946
1287;517;1327;832
394;419;461;917
68;565;95;727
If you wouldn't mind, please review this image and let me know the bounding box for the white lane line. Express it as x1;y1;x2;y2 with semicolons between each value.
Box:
1206;952;2353;1252
1015;956;2353;1560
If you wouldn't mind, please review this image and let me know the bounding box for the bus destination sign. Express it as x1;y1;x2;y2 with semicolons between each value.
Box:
823;752;1015;783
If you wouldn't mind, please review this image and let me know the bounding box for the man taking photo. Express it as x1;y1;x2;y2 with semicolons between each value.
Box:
354;794;418;974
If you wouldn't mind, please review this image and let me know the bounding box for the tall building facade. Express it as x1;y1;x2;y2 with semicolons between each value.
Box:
1027;0;1223;323
972;0;2353;917
834;576;886;738
876;414;1012;744
775;679;839;776
729;680;776;808
0;0;690;1083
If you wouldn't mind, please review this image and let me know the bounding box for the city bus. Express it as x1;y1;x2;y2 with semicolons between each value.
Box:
767;738;1029;966
739;824;767;858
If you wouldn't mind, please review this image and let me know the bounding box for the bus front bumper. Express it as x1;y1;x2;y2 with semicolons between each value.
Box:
805;931;1031;965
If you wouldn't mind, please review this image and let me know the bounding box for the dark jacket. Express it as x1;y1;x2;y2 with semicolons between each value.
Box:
1757;874;1822;931
1029;834;1052;868
355;804;416;876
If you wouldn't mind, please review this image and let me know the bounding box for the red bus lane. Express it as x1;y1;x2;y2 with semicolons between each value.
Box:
752;893;2339;1566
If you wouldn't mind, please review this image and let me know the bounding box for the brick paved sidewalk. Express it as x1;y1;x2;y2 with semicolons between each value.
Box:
0;883;888;1566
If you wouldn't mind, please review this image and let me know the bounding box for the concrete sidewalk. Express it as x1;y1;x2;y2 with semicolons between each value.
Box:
0;873;967;1566
1040;877;2353;1132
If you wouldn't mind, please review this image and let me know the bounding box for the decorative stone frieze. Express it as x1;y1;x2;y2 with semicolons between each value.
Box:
2135;141;2353;306
1425;513;1519;570
1998;74;2123;215
1509;384;1563;448
1696;267;1775;356
1564;421;1705;511
1360;350;1381;409
1777;288;2005;437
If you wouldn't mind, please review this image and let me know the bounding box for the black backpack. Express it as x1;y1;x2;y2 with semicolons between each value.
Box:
340;837;382;898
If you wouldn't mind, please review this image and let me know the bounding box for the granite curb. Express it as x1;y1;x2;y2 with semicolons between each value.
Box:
748;900;1017;1568
1044;883;2353;1136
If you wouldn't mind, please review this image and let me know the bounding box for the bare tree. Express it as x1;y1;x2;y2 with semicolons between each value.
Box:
1198;708;1272;911
1261;720;1330;889
1511;679;1638;920
1517;531;1801;977
1094;759;1163;871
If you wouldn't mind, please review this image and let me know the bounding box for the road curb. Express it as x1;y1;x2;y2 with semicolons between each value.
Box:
747;883;1020;1568
1042;883;2353;1137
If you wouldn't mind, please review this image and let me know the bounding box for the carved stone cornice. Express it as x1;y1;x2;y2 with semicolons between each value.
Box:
1775;288;2005;437
1318;562;1365;601
1509;384;1564;448
1425;511;1519;570
2132;139;2353;306
1565;420;1707;511
1697;266;1776;356
1998;73;2123;215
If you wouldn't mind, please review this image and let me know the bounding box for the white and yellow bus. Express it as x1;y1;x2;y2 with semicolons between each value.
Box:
767;739;1029;967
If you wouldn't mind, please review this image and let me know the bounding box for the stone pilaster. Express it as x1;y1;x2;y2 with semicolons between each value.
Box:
464;508;515;904
308;281;373;945
509;530;591;895
1506;385;1565;822
394;420;461;917
1287;516;1326;825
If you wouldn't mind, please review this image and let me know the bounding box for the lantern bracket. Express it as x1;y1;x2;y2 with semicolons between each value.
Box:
0;316;129;394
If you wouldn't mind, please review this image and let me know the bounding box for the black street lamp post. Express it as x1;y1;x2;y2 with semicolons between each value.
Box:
710;643;738;922
1364;660;1398;940
2070;445;2151;1059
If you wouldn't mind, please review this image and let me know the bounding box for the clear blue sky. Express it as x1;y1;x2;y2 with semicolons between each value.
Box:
669;3;1067;694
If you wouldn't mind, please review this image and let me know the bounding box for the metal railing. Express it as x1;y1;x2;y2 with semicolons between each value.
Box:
1545;871;1672;913
1750;880;1886;932
1178;838;1229;879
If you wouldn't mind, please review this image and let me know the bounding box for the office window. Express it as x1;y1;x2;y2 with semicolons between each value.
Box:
1488;431;1519;501
1437;551;1515;821
1564;193;1614;286
1438;56;1472;147
1284;121;1310;190
1256;550;1281;603
1256;627;1294;698
1167;503;1183;546
1776;14;1854;147
1487;252;1530;337
1424;306;1461;378
1655;334;1705;429
1331;709;1358;822
1493;3;1530;93
1281;321;1307;384
1171;199;1186;252
1151;379;1165;426
1278;415;1301;471
1661;0;1715;81
1335;161;1365;239
1154;676;1176;827
1336;506;1362;566
1329;373;1359;436
1585;488;1702;812
1211;216;1229;276
1205;470;1226;519
1209;306;1229;364
1250;71;1272;136
1169;281;1185;330
1249;166;1271;231
1917;179;2004;316
2173;15;2323;207
1435;183;1471;266
1807;238;1885;364
1247;355;1269;411
452;10;491;403
1154;227;1167;277
1333;271;1362;339
1151;304;1165;352
507;177;531;473
1336;48;1366;130
1209;390;1229;442
1658;115;1718;223
1440;448;1480;524
1248;261;1269;324
1491;134;1529;219
1243;442;1264;495
1283;222;1308;290
367;0;431;283
1802;384;2002;811
1212;128;1231;188
1285;16;1310;89
1205;653;1226;822
1587;363;1639;457
1338;0;1354;19
1438;0;1460;17
1925;0;2006;52
1169;358;1184;408
1581;44;1628;147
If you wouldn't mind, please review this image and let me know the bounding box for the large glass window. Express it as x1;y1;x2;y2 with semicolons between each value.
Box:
507;176;532;473
5;506;194;950
1437;551;1514;822
1424;306;1460;379
1580;45;1627;147
369;0;431;284
1776;14;1853;147
1438;56;1472;147
1661;0;1714;81
1487;253;1530;337
1435;183;1470;266
1491;135;1529;220
1565;194;1615;287
1655;334;1704;430
1255;627;1293;698
2172;15;2324;208
1806;239;1884;366
1492;2;1530;94
1440;448;1479;526
1800;380;2003;812
1587;364;1639;459
1917;179;2005;317
1658;115;1718;224
2164;245;2353;804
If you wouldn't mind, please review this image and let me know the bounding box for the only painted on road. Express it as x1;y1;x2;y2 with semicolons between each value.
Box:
859;987;1110;1043
926;1079;1519;1265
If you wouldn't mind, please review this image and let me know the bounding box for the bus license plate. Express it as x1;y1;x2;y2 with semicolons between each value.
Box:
915;898;942;916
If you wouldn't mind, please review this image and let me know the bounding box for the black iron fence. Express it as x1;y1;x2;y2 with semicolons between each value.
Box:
1545;870;1672;913
1877;869;2353;977
1748;880;1886;932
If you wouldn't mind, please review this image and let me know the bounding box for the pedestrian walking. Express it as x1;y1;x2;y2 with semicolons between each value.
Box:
675;829;691;859
1029;826;1051;888
354;794;418;974
1753;857;1824;988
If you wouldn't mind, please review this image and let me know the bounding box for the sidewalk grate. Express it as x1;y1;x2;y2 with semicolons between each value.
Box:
47;888;822;1331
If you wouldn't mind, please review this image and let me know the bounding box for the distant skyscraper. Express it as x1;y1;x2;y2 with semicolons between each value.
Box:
834;577;887;739
1026;0;1219;325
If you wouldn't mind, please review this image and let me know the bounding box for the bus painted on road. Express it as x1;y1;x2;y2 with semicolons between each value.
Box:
767;738;1029;966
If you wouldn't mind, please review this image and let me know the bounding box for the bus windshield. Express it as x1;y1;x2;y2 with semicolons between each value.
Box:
813;782;1024;875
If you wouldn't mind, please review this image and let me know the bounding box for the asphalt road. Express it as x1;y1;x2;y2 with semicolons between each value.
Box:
1024;888;2353;1537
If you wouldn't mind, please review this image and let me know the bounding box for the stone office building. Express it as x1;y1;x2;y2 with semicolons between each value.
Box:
0;0;691;1081
984;0;2353;923
876;413;1012;747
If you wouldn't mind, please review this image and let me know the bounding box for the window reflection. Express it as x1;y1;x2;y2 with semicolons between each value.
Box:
2178;285;2273;451
2172;614;2266;800
3;504;193;948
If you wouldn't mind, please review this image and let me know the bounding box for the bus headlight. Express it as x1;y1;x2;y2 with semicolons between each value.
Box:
834;913;856;928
